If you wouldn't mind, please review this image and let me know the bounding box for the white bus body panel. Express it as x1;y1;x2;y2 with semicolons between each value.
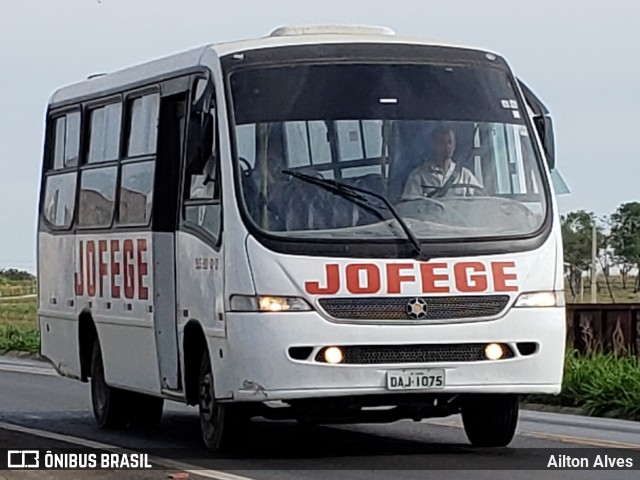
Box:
38;232;177;395
213;233;565;401
38;232;80;378
175;231;225;333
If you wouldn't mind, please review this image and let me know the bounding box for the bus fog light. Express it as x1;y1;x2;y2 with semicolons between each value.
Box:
484;343;505;360
324;347;344;364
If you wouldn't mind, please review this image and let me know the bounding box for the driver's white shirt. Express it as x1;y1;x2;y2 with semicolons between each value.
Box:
402;160;480;198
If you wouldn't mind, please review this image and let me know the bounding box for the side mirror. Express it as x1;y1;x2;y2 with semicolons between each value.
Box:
518;79;555;169
533;115;555;170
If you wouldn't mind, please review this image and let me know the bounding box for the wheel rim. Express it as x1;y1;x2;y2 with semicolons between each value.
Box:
199;371;222;440
91;353;108;418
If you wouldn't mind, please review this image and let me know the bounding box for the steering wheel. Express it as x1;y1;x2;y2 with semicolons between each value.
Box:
432;183;487;198
396;195;446;211
396;195;472;226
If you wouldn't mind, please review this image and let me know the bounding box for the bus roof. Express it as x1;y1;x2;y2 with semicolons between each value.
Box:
49;26;498;107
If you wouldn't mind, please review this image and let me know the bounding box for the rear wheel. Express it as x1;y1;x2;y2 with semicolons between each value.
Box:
199;349;248;451
461;394;519;447
90;339;128;428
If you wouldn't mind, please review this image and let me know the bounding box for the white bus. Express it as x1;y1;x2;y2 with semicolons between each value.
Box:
38;25;566;450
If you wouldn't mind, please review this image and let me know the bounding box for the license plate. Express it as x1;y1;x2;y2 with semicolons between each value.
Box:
386;369;445;390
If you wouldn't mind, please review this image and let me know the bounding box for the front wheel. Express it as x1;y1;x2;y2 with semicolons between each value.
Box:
199;349;248;451
90;339;128;428
461;394;519;447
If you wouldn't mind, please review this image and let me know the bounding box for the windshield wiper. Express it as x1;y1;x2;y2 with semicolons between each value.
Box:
281;169;423;258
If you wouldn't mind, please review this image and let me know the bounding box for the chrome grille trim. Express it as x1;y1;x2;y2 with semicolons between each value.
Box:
318;295;510;321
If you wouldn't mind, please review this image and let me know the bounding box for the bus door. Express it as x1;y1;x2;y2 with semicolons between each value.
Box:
152;78;191;391
175;77;225;350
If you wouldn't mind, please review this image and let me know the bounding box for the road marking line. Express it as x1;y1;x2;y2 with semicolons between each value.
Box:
521;431;640;450
425;418;640;449
0;364;56;377
0;421;254;480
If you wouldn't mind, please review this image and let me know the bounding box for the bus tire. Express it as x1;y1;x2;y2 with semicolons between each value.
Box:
90;339;128;429
198;349;246;451
129;393;164;429
461;394;519;447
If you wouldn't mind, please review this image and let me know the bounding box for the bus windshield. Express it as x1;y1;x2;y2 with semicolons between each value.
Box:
230;62;549;242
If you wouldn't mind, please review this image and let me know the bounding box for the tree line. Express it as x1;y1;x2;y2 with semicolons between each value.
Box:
0;269;35;282
562;201;640;300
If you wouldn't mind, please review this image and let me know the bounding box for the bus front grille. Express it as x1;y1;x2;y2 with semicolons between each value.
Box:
315;344;515;364
318;295;510;321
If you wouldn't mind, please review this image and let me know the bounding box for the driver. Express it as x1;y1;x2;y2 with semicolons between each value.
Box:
402;126;481;198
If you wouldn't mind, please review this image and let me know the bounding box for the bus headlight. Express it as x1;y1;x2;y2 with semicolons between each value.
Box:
230;295;312;312
514;291;564;308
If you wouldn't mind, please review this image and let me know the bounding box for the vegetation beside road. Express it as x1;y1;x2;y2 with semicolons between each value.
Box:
0;283;38;354
0;268;37;297
528;351;640;421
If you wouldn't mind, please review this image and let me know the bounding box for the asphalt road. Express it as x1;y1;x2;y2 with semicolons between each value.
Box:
1;355;639;479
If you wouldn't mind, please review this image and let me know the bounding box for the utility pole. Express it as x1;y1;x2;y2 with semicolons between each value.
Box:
591;222;597;303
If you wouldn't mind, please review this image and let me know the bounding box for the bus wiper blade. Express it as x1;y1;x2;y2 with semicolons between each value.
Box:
281;169;423;258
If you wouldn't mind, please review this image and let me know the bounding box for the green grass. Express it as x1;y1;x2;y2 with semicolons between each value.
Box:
0;297;39;353
0;278;36;297
529;351;640;420
0;325;39;353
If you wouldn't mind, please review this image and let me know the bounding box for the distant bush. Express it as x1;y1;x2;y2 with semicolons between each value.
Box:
0;269;35;282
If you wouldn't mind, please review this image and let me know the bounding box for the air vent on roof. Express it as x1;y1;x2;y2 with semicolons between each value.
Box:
269;25;395;37
87;73;107;80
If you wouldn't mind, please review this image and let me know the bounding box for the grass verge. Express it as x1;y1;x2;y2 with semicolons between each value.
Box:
0;297;39;354
527;350;640;421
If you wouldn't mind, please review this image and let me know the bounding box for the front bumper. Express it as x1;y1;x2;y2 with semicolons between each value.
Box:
214;307;566;402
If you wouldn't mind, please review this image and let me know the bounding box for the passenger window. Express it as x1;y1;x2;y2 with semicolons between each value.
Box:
283;121;332;168
118;161;155;225
309;121;331;165
88;103;122;163
77;167;118;227
43;172;77;227
52;112;80;170
185;156;221;240
236;124;256;168
284;122;311;167
127;94;159;157
362;120;383;159
336;120;364;161
184;79;221;243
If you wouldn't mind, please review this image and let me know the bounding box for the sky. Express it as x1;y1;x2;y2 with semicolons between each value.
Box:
1;0;639;271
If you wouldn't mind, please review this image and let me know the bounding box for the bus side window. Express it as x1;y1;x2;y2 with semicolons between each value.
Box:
77;101;122;228
42;111;81;228
183;79;221;244
118;92;159;226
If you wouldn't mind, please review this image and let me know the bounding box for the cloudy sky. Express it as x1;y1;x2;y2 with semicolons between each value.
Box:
1;0;638;271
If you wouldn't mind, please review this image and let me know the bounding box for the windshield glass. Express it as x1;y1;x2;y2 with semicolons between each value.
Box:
230;62;548;241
